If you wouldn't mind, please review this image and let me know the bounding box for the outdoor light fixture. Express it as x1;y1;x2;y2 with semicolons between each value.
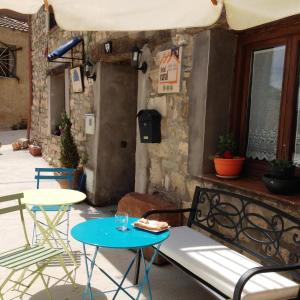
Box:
131;46;147;73
84;60;96;81
104;41;112;54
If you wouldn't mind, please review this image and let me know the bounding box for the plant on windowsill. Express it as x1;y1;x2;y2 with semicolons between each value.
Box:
262;160;300;195
57;113;80;188
212;134;245;178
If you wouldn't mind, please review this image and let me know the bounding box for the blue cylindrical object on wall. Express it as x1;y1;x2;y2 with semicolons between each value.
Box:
47;36;82;61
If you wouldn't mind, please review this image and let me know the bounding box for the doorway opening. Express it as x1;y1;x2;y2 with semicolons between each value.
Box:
95;62;138;205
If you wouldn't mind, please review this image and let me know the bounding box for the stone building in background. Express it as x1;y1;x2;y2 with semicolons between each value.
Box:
30;6;300;237
31;6;222;207
0;15;30;130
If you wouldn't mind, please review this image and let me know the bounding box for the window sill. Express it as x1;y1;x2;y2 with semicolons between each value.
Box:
201;174;300;207
0;76;17;80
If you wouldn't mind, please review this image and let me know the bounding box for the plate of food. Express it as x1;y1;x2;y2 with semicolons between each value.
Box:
133;218;170;233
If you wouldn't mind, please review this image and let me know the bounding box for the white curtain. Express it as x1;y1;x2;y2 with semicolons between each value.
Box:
0;0;300;31
246;46;285;161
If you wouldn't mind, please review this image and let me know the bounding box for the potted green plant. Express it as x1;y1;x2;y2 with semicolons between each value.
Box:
262;160;299;195
57;113;80;188
213;134;245;178
60;113;80;169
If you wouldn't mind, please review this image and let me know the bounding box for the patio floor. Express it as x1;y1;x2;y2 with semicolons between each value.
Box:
0;130;214;299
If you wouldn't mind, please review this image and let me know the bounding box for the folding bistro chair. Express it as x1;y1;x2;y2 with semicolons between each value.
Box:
0;193;73;300
32;168;75;246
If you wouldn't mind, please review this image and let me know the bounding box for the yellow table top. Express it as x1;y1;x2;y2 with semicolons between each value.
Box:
22;189;86;206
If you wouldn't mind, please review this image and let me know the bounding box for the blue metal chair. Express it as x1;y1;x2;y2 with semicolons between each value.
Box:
32;167;75;246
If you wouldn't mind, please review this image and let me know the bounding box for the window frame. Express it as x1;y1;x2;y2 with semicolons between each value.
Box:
231;16;300;176
47;66;70;135
0;44;17;78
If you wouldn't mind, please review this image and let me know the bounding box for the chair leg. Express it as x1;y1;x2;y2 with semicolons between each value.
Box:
39;268;53;300
0;269;16;299
57;255;77;288
32;212;37;245
66;210;70;246
19;264;47;298
11;268;27;292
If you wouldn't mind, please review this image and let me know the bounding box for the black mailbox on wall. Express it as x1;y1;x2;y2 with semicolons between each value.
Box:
137;109;161;143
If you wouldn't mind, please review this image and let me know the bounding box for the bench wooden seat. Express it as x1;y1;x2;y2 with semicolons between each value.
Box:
137;187;300;300
158;226;298;300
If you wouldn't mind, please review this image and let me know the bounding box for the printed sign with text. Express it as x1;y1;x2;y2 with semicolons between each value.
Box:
158;47;182;94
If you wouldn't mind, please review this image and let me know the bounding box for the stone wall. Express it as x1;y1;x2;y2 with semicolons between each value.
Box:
32;10;232;190
31;8;300;220
143;34;193;204
135;30;236;207
31;8;189;167
133;30;300;245
30;7;300;265
31;9;92;166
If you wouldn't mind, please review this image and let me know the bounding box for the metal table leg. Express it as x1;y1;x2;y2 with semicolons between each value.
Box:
83;244;98;300
136;244;161;300
82;244;161;300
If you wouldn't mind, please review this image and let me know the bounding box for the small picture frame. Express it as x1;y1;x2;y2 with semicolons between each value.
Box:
70;66;83;93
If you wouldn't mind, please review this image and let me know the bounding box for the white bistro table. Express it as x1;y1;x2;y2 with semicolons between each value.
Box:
22;189;86;267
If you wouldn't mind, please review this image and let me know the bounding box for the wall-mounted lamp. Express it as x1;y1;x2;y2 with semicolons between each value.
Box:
104;41;112;54
131;46;147;73
84;59;96;81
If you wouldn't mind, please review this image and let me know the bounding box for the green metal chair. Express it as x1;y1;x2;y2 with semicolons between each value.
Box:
0;193;74;300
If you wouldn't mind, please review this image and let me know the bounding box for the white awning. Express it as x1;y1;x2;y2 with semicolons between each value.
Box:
225;0;300;30
0;0;299;31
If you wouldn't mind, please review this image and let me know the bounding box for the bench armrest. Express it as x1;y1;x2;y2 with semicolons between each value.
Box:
142;208;193;218
233;263;300;300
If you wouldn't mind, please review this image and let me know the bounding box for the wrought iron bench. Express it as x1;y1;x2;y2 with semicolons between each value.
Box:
136;187;300;300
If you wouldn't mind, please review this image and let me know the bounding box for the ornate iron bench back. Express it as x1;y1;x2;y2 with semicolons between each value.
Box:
188;187;300;273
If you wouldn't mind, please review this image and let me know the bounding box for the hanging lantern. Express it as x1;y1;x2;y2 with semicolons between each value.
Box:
131;46;147;73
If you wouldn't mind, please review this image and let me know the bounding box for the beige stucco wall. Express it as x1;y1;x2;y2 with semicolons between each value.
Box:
0;27;29;129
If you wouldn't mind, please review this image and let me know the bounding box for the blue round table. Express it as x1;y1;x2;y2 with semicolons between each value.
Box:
71;217;170;300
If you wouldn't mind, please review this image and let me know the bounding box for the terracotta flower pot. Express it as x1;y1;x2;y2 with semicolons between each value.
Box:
54;168;83;189
54;172;70;189
214;157;245;177
29;145;42;156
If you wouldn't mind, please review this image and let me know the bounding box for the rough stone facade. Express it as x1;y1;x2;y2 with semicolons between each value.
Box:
143;34;193;204
31;9;92;165
30;8;300;219
30;7;300;270
31;8;190;168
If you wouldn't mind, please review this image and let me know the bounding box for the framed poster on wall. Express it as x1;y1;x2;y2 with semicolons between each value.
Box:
158;47;182;94
70;66;83;93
